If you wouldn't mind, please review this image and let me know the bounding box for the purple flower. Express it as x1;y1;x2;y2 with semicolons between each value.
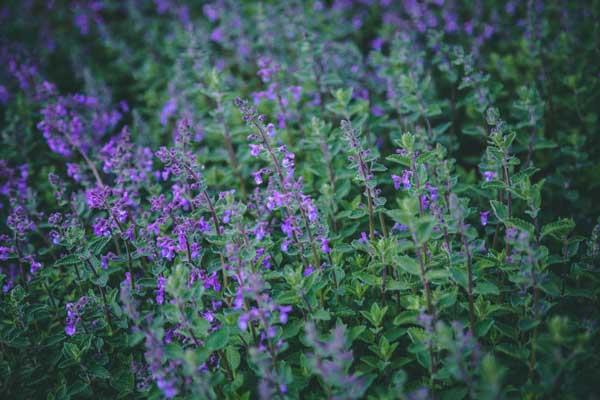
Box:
249;144;262;157
392;223;408;233
26;256;42;275
279;305;292;324
65;296;88;336
157;236;176;260
392;174;402;190
303;265;314;276
210;27;224;43
267;123;275;137
320;237;331;254
86;186;109;209
359;231;369;243
156;276;166;304
480;211;491;226
393;170;413;190
238;313;250;330
92;218;112;237
66;163;83;182
420;195;430;210
0;85;9;104
252;170;264;185
426;183;439;202
288;86;302;102
371;37;384;51
371;105;385;117
101;252;116;269
204;272;221;292
483;171;497;182
160;98;177;126
203;3;219;21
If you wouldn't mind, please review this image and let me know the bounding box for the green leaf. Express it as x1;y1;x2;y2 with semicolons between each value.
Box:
313;309;331;320
89;365;111;380
205;327;230;351
110;369;134;394
475;319;494;337
415;216;436;245
474;282;500;296
490;200;508;222
63;343;80;361
386;154;411;167
88;236;112;256
54;255;81;268
541;218;575;239
393;311;418;326
505;217;535;235
440;387;469;400
450;268;468;289
396;255;420;276
518;319;540;332
225;347;241;372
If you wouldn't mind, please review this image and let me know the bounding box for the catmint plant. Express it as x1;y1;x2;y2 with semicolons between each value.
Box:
1;1;599;399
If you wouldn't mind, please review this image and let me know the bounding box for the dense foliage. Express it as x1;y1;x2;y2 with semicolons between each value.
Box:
1;1;600;399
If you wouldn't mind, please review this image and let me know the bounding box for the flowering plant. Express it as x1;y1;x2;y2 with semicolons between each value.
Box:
1;1;599;399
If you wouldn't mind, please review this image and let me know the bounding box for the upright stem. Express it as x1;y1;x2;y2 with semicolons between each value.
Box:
217;97;246;196
109;213;134;284
84;259;113;333
459;223;476;333
503;160;512;255
318;131;338;232
13;234;28;288
413;233;437;385
252;120;319;265
356;152;375;240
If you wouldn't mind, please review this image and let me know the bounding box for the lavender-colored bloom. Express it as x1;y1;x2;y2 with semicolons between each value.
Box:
7;205;35;236
157;236;176;260
101;252;116;269
371;105;385;117
420;195;430;210
0;246;12;261
0;85;9;104
392;223;408;233
483;171;497;182
371;37;384;51
464;20;474;35
480;211;490;226
86;186;109;209
320;237;331;254
160;98;177;126
238;312;250;330
66;163;83;182
392;174;402;190
65;296;88;336
277;113;286;129
210;27;224;43
393;170;413;190
26;256;42;275
303;265;314;276
288;86;302;102
250;144;262;157
279;305;292;324
203;3;219;21
204;272;221;292
156;276;166;304
252;170;264;185
359;231;369;243
93;218;112;237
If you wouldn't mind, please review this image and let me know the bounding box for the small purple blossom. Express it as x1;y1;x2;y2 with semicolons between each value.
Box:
483;171;497;182
480;211;491;226
156;276;166;304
